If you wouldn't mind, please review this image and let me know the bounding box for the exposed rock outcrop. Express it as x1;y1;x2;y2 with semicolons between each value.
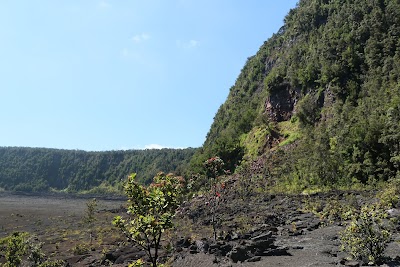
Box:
264;83;301;122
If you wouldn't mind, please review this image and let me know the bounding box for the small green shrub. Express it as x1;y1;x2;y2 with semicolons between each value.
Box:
319;198;358;223
376;182;400;209
0;232;65;267
72;243;91;255
27;237;45;266
38;260;65;267
301;197;323;214
302;195;358;224
340;204;391;265
0;232;28;267
128;259;145;267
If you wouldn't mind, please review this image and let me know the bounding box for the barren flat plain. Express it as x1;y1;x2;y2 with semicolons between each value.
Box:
0;192;125;266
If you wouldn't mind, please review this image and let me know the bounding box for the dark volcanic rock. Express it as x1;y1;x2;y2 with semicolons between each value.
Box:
344;260;360;267
246;256;262;262
250;231;273;241
263;246;290;256
249;239;275;251
189;244;198;254
104;246;146;264
115;250;146;264
196;239;210;253
176;237;191;248
227;245;250;263
208;241;233;256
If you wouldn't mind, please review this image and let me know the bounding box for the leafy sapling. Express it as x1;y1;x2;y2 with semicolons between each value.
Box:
204;156;226;240
113;172;185;267
83;198;98;244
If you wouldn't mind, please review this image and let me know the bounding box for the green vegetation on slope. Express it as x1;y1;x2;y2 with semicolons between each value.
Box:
191;0;400;190
0;147;196;192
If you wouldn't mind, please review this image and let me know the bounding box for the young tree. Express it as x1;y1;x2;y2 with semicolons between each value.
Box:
83;198;98;244
113;172;185;267
204;157;226;240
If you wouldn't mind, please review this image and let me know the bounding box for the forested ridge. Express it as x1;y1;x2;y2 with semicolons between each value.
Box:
0;147;196;192
191;0;400;190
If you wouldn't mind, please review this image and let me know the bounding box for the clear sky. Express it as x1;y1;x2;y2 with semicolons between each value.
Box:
0;1;298;151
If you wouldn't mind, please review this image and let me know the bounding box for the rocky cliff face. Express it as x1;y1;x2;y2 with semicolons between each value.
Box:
264;84;300;122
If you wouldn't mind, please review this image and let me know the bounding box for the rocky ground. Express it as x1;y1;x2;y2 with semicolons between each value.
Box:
170;186;400;267
1;184;400;267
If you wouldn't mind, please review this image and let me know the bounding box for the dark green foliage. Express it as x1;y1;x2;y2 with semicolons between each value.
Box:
0;147;196;192
192;0;400;189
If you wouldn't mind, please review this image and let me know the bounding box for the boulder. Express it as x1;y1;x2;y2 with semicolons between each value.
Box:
227;245;250;263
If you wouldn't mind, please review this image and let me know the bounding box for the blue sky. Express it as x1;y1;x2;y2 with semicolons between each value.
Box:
0;1;298;151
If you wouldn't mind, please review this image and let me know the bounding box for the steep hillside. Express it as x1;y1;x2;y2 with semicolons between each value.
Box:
0;147;196;192
191;0;400;190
